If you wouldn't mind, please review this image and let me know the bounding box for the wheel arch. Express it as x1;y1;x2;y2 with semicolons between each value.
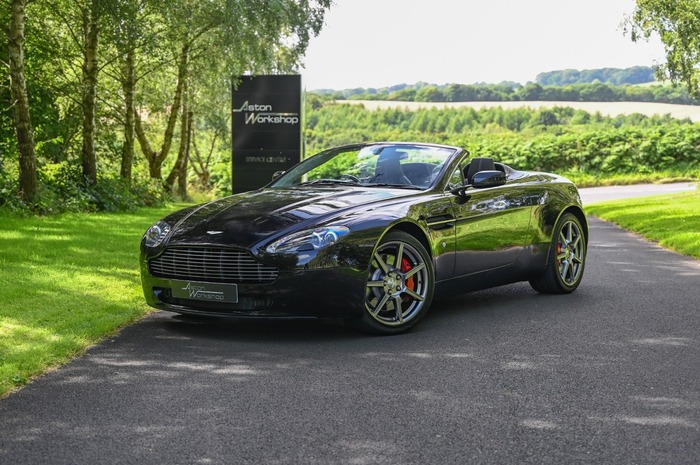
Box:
561;206;589;245
386;221;433;259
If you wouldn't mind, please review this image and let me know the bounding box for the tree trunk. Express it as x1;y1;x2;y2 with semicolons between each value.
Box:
133;38;189;180
161;39;189;166
81;0;100;185
177;111;193;199
165;78;189;193
8;0;38;204
120;46;136;180
134;114;161;178
191;123;219;190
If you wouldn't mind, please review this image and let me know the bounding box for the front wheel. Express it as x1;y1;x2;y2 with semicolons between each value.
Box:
530;212;587;294
353;231;435;335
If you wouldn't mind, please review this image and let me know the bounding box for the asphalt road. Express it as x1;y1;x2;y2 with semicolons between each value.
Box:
579;182;697;204
1;194;699;464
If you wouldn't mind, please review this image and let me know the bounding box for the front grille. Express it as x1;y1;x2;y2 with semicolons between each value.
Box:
149;247;278;284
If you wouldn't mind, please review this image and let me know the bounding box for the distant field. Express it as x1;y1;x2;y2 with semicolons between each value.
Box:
344;100;700;122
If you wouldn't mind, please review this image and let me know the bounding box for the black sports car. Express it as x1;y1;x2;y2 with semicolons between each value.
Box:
141;142;587;334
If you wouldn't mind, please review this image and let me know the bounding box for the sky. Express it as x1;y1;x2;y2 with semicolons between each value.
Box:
300;0;667;90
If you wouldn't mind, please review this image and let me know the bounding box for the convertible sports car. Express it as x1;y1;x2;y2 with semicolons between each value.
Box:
141;142;587;334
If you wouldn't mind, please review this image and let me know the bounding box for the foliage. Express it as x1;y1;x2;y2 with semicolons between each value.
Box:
310;66;700;105
341;81;700;105
587;190;700;259
304;99;700;185
461;127;700;177
626;0;700;96
0;0;332;213
0;162;167;215
536;66;656;85
314;67;663;99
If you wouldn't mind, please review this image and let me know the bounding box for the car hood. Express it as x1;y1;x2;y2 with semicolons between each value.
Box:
166;187;414;248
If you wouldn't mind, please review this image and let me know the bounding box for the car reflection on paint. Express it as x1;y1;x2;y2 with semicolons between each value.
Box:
140;142;588;334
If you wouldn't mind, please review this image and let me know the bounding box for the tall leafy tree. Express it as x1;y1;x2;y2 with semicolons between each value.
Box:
3;0;38;203
2;0;332;209
134;0;332;183
134;31;188;180
80;0;100;184
45;0;114;185
100;0;169;181
188;63;231;192
104;0;144;181
626;0;700;95
163;75;189;193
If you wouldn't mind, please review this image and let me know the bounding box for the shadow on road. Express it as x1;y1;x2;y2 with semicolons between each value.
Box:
147;282;585;343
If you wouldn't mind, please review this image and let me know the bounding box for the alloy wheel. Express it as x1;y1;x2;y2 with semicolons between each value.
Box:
556;219;585;286
365;239;429;327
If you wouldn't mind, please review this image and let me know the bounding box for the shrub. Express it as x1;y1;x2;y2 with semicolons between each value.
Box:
0;162;167;215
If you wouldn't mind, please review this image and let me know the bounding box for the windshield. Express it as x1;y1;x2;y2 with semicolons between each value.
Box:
270;144;458;190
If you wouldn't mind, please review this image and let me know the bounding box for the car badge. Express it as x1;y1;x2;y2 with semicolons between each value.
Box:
206;230;224;235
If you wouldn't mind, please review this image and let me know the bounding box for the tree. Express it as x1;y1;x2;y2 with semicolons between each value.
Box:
4;0;38;203
415;86;443;102
45;0;114;185
519;83;544;101
1;0;332;211
80;0;100;185
164;76;189;194
186;54;231;192
134;33;189;180
626;0;700;95
105;0;146;181
134;0;332;184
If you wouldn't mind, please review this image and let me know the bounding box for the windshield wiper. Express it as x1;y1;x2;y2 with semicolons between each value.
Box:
298;179;361;186
366;183;422;190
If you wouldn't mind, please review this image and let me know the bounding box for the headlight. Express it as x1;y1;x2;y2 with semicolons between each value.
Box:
266;226;350;254
143;221;171;247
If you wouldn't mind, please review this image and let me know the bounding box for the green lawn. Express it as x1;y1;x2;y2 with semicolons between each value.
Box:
587;190;700;259
0;204;188;398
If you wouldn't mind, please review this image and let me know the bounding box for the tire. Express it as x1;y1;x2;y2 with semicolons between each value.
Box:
352;231;435;335
530;212;587;294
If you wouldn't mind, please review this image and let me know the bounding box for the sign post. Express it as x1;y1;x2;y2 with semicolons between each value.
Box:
231;75;302;193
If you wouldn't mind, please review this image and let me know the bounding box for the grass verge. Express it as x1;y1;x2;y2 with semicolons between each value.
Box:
587;190;700;259
0;203;188;398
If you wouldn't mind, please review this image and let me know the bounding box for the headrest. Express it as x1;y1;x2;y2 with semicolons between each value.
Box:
378;150;408;161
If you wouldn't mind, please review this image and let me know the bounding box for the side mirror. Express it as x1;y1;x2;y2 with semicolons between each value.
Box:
449;183;471;205
472;170;506;188
272;170;285;181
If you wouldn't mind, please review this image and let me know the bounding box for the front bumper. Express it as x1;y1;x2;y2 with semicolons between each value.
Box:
140;258;368;320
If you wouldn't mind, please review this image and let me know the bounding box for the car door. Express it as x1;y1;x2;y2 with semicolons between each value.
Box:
449;164;533;277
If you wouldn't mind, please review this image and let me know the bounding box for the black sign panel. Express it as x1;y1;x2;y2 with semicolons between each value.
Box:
232;75;302;193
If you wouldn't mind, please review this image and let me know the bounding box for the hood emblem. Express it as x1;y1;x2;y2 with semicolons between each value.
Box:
206;230;224;235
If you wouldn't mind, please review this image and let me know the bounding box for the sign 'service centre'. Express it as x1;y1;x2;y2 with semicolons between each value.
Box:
232;75;302;193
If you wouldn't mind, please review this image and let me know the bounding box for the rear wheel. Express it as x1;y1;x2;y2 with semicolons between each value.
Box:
354;231;434;335
530;212;586;294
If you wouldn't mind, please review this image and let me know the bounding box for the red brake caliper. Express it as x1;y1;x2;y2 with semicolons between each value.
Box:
557;242;563;265
401;258;415;302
